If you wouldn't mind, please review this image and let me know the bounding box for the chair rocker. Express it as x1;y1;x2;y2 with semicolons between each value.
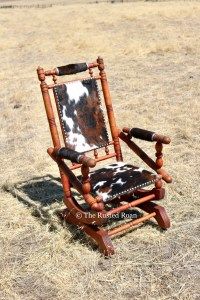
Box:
37;56;172;255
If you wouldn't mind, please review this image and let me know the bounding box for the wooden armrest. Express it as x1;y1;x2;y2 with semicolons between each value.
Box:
122;127;171;144
55;147;96;168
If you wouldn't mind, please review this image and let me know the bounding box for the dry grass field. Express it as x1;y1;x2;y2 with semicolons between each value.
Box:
0;1;200;299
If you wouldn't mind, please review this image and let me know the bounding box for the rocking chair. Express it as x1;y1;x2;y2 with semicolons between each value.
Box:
37;57;172;255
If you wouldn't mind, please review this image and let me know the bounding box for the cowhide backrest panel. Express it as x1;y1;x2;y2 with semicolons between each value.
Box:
53;79;109;153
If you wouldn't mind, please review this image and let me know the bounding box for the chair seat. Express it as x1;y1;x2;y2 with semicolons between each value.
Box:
81;162;159;202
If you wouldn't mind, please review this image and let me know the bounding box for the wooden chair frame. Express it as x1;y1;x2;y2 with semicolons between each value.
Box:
37;56;172;255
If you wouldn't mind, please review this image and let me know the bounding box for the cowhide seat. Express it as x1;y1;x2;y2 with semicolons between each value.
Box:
87;162;159;202
37;56;172;255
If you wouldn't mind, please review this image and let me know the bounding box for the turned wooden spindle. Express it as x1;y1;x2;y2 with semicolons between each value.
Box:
81;165;104;211
37;67;61;148
94;149;98;159
155;142;163;168
52;74;57;84
60;169;73;206
155;142;163;188
97;56;123;161
81;165;91;194
105;145;109;155
89;67;94;78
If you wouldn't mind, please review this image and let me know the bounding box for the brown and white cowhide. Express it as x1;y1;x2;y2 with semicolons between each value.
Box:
85;162;160;202
54;79;109;153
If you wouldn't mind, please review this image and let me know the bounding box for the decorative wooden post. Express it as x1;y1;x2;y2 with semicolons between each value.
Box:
37;67;61;148
105;145;109;155
37;67;72;206
155;142;163;189
81;165;104;211
97;56;123;161
94;149;98;159
89;67;94;78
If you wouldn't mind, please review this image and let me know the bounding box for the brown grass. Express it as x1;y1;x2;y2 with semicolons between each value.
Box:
0;1;200;299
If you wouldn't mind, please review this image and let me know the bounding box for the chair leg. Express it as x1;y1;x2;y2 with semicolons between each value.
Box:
138;202;170;229
62;209;115;256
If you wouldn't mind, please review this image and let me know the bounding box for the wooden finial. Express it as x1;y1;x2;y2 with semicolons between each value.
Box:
97;56;104;71
37;66;45;81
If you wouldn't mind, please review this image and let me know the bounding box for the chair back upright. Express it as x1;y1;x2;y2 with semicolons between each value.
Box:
37;57;123;170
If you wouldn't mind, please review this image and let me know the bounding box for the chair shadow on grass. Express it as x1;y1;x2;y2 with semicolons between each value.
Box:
4;175;99;249
5;174;164;251
6;175;64;229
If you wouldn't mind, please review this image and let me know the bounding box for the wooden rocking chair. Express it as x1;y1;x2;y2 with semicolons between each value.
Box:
37;57;172;255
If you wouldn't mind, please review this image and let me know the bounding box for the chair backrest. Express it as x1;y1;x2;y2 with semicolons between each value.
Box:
37;57;123;169
53;78;109;153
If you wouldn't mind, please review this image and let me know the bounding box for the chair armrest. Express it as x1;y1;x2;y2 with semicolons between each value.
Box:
56;147;96;168
122;127;171;144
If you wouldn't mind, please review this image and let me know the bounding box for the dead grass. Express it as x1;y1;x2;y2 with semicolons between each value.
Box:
0;1;200;299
